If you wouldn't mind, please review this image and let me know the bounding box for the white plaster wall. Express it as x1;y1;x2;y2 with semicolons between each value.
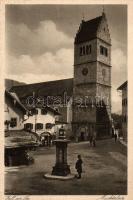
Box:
4;101;24;130
24;108;56;136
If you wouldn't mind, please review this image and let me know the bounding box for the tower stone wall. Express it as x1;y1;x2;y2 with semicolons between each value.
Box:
72;12;112;141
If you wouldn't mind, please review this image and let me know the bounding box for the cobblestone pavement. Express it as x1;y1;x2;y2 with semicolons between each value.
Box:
5;138;127;195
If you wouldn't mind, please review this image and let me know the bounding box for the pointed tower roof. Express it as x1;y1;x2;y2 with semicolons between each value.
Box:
74;15;103;44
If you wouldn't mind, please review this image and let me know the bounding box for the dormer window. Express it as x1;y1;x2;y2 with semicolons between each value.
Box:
41;108;48;115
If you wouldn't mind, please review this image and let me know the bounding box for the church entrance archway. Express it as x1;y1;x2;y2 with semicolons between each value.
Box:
79;126;87;141
80;132;85;141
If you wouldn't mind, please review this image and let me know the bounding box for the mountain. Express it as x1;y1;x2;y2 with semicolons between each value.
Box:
5;79;26;91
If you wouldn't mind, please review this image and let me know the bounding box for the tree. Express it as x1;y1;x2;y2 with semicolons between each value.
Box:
111;113;122;129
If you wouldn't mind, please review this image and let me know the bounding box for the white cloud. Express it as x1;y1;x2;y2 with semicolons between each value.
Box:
36;21;73;49
6;48;74;80
112;48;127;71
7;20;73;55
111;48;127;85
6;20;74;79
111;48;127;113
111;87;122;114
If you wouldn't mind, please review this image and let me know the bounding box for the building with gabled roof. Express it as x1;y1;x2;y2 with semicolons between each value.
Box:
117;81;127;142
4;90;29;131
75;16;103;44
23;105;60;136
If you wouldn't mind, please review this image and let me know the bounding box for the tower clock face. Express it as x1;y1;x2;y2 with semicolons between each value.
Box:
82;67;88;76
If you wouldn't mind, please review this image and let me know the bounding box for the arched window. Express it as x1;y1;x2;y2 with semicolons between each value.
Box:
86;45;89;55
88;45;91;54
83;46;85;55
100;46;104;55
80;47;82;56
105;48;108;56
100;45;108;57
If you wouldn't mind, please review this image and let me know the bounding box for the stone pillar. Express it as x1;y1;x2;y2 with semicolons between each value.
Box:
51;126;71;176
52;140;70;176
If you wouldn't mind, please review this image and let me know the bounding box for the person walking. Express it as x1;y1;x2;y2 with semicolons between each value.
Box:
114;132;117;142
92;130;96;147
89;135;93;147
75;155;83;179
112;127;115;138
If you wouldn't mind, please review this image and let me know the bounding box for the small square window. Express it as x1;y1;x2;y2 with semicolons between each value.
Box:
31;109;38;115
46;123;53;129
24;123;33;130
10;118;17;127
35;123;43;130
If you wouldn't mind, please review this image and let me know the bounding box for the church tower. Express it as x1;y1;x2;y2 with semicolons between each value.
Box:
72;11;112;140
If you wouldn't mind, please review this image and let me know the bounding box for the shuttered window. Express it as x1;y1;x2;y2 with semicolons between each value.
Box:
35;123;43;130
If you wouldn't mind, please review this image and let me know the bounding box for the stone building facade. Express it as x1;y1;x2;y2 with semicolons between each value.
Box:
117;81;127;142
4;90;28;131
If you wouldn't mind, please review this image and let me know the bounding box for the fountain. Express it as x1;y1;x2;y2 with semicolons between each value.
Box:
44;126;74;180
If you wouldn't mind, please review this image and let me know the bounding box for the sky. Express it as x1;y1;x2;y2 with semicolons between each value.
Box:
5;4;127;114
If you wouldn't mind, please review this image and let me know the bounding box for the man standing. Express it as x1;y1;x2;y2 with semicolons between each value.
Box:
92;129;96;147
75;155;83;179
114;132;117;142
